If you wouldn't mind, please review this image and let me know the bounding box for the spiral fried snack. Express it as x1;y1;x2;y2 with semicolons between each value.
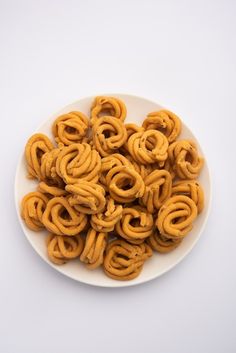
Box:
91;96;127;125
121;123;144;152
172;180;204;213
127;129;168;166
25;133;54;180
66;182;106;215
147;231;182;253
157;195;198;239
141;170;172;213
92;116;127;157
125;154;155;180
107;166;145;203
21;192;49;231
38;181;67;197
103;239;152;280
163;157;176;179
168;140;204;179
116;206;154;244
40;147;64;187
52;111;89;145
100;153;131;190
80;228;107;269
42;196;88;235
143;110;181;143
47;233;84;265
90;197;123;232
56;143;101;184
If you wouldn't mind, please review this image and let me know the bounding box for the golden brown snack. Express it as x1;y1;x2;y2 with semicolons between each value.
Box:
168;140;204;179
107;166;145;203
147;231;182;253
162;157;176;179
172;180;204;213
125;154;155;180
56;143;101;184
25;133;54;180
116;206;154;244
157;195;198;239
92;116;127;157
143;110;181;143
80;228;107;269
90;197;123;232
141;170;172;213
91;96;126;125
38;181;67;197
52;111;89;146
103;239;152;280
40;146;64;187
127;129;168;166
42;196;88;235
121;123;144;152
21;191;49;231
66;181;106;215
46;233;84;265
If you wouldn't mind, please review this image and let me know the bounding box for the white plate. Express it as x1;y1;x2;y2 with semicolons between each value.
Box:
15;94;211;287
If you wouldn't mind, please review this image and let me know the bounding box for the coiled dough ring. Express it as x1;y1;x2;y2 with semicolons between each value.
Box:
80;228;107;269
147;231;182;253
40;146;64;187
103;239;152;280
172;180;204;213
100;153;131;190
168;140;204;179
115;206;154;244
21;191;49;231
37;181;67;197
157;195;198;239
56;143;101;184
91;96;126;125
125;154;155;180
66;182;106;214
92;116;127;157
42;196;88;235
52;111;89;145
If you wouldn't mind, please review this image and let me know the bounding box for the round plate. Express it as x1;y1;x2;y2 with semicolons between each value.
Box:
15;94;211;287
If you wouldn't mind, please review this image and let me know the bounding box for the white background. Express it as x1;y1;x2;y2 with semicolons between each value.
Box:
0;0;235;352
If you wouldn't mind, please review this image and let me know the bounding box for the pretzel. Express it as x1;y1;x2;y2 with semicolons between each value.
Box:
90;197;123;232
143;110;181;143
107;166;145;203
127;129;168;166
66;181;106;214
103;239;152;280
168;140;204;179
56;143;101;184
21;192;49;231
141;170;172;213
92;116;127;157
172;180;204;213
52;111;89;145
80;229;107;269
157;195;198;239
25;133;54;180
42;196;88;235
147;231;182;253
38;181;67;197
100;153;131;190
91;96;126;125
46;233;84;265
40;146;64;187
116;206;154;244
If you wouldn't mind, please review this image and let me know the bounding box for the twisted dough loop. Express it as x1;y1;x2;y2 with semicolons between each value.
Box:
172;180;204;213
143;110;181;143
157;195;198;239
40;146;64;187
66;182;106;215
168;140;204;179
116;206;154;244
141;170;172;213
52;111;89;146
100;153;131;190
92;116;127;157
42;196;88;235
37;181;67;197
47;233;84;265
21;192;49;231
80;229;107;269
56;143;101;184
90;197;123;232
127;129;168;166
107;166;145;203
25;133;54;180
121;123;144;152
91;96;126;125
104;239;152;280
147;231;182;253
125;154;155;180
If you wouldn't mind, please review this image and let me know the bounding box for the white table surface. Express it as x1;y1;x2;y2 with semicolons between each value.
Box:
0;1;235;352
